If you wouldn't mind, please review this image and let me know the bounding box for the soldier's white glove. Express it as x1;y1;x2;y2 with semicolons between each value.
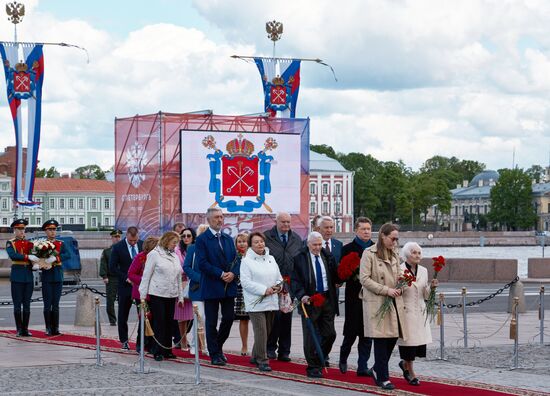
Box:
28;255;39;262
32;264;40;271
45;256;57;264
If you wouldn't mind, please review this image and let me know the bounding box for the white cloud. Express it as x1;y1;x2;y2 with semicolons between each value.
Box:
0;0;549;175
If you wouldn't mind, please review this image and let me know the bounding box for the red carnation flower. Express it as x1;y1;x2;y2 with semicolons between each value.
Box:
337;252;361;281
310;293;326;307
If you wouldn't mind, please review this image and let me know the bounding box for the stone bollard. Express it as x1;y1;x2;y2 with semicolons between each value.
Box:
74;288;96;326
508;281;526;313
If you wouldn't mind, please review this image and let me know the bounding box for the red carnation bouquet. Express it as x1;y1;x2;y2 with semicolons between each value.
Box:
310;292;326;307
425;256;446;323
337;252;361;281
375;269;416;326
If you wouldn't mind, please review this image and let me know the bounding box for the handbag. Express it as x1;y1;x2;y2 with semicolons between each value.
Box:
182;280;190;300
278;292;294;313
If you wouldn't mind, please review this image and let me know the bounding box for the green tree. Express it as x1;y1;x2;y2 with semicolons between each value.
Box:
526;165;545;183
310;144;338;159
375;160;411;223
74;164;106;180
35;166;58;178
420;155;486;189
488;168;537;230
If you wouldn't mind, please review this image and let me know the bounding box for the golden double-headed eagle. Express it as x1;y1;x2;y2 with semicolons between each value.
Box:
6;1;25;24
266;20;283;42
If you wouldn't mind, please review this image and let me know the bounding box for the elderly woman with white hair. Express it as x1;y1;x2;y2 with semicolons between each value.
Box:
396;242;438;386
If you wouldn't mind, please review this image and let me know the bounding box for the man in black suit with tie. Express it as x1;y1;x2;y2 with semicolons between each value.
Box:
109;226;143;349
292;231;340;378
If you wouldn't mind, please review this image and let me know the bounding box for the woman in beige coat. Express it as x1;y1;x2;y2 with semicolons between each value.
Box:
397;242;437;386
359;223;407;391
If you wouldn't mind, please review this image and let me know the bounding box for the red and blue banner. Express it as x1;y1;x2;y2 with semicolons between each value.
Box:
254;57;301;118
0;43;44;207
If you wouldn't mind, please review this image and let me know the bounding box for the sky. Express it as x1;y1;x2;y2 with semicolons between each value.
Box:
0;0;549;174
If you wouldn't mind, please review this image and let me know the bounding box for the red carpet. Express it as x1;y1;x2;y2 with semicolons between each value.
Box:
0;329;544;396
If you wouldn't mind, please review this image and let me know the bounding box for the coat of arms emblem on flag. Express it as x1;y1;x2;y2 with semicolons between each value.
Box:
202;133;278;213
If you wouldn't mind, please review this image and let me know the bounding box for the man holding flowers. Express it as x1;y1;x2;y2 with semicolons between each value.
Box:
337;217;375;377
291;231;340;378
40;220;70;336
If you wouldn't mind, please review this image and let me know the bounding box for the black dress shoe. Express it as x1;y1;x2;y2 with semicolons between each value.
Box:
220;353;228;362
258;363;272;372
399;360;413;382
154;354;163;361
267;351;276;359
357;367;374;377
339;362;348;373
408;377;420;386
306;369;323;379
121;341;130;350
165;352;177;359
376;380;395;390
249;357;258;366
211;357;226;366
277;355;291;362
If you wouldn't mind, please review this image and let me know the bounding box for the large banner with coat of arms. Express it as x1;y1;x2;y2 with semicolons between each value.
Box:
181;131;301;214
114;113;310;238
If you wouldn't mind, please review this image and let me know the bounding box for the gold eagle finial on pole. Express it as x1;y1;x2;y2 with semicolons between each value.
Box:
6;1;25;24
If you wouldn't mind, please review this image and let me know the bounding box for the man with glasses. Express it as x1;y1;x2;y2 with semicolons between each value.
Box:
100;229;122;326
109;226;143;349
195;208;238;365
6;219;38;337
264;212;303;362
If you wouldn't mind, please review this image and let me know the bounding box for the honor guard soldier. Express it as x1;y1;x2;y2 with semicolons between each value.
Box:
6;219;38;337
99;229;122;326
41;220;70;336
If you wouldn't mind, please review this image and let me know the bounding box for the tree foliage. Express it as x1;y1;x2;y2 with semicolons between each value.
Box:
525;165;545;183
35;166;59;178
488;168;537;230
74;164;106;180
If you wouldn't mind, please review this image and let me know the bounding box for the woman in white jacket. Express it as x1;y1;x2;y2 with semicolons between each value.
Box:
397;242;437;386
240;231;283;372
139;231;183;362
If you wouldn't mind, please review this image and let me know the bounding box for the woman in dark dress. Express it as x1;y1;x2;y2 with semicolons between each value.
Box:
233;232;250;355
339;217;374;376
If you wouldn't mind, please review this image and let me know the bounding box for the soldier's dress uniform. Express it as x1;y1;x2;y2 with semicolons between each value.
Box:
99;230;122;325
6;219;35;337
41;220;70;336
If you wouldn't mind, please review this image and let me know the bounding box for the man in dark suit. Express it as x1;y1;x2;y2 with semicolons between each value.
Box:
99;229;122;326
338;217;375;377
264;212;303;362
195;208;238;365
318;216;343;265
109;226;143;349
292;231;340;378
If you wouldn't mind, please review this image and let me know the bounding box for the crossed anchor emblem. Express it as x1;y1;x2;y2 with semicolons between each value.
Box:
226;163;255;194
15;73;30;92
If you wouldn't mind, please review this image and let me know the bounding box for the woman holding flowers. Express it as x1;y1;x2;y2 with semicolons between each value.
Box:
359;223;408;391
240;231;282;372
396;242;437;386
139;231;184;361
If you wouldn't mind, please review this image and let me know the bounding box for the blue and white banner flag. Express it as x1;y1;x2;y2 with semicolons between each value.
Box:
254;57;301;118
0;43;44;207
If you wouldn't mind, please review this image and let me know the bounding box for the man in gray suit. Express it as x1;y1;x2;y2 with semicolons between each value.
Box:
264;212;302;361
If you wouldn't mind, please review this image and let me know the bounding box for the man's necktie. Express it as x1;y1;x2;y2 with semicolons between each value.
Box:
130;245;137;259
325;240;330;251
315;255;324;292
216;232;224;251
281;234;287;246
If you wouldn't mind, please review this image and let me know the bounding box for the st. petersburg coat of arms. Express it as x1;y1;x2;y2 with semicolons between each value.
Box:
4;60;38;100
202;133;278;213
264;75;293;113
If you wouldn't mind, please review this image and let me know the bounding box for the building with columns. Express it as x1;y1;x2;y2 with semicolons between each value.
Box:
308;151;354;233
